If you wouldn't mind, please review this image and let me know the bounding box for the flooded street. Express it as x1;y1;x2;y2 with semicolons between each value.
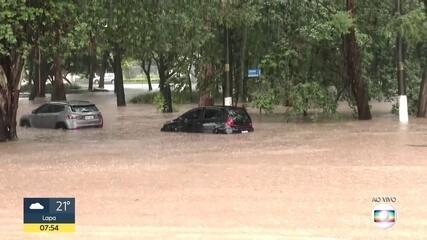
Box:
1;92;427;239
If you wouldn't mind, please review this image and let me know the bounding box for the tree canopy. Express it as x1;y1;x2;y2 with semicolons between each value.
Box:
1;0;426;140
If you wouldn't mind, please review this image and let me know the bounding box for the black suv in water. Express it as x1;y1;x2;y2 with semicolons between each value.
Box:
161;106;254;134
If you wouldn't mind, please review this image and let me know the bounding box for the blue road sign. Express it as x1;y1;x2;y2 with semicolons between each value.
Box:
248;68;261;78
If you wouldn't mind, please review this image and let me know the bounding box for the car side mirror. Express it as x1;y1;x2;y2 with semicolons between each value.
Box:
32;110;37;114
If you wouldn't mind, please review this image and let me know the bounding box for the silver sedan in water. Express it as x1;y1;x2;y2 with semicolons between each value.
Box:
19;101;103;129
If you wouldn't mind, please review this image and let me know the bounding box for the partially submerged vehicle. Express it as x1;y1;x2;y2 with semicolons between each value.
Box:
161;106;254;134
20;101;103;129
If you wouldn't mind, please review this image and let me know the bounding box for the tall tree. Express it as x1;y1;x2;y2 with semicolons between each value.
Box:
417;0;427;117
28;45;48;100
0;0;41;140
48;1;80;101
344;0;372;120
51;27;66;101
98;51;110;89
87;34;96;91
140;59;153;91
101;0;146;106
146;0;209;112
32;0;85;101
79;0;106;92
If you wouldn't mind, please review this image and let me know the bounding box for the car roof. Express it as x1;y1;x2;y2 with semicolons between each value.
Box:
67;100;94;106
46;101;66;105
183;105;247;114
47;101;94;106
204;105;246;110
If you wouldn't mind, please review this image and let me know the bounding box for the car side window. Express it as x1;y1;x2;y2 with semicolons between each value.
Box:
183;109;202;120
35;104;50;114
204;109;222;120
50;105;65;113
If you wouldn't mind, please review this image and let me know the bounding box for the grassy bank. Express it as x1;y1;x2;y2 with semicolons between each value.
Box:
130;91;199;105
124;75;160;84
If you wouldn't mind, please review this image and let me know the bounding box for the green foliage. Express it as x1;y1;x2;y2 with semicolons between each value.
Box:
301;10;354;42
385;7;427;45
130;92;158;104
330;11;354;35
221;1;261;28
289;82;337;116
0;0;40;55
251;80;276;114
3;0;427;120
253;89;275;114
130;90;198;106
172;90;199;105
153;93;165;112
400;9;427;45
392;58;425;116
130;92;169;112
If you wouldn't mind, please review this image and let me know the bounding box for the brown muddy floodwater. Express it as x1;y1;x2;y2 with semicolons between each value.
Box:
1;92;427;240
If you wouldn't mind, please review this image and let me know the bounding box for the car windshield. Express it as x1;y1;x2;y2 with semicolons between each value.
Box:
228;108;250;125
70;105;98;113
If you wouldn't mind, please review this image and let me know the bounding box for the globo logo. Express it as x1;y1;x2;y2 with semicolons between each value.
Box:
373;204;396;229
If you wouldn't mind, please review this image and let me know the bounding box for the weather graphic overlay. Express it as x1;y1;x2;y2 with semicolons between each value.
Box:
23;198;75;233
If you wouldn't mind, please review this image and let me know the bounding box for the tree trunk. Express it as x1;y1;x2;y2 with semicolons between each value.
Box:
237;26;248;106
51;29;66;101
29;49;38;101
98;51;109;89
223;27;231;104
229;29;235;106
0;54;25;141
158;55;173;113
416;0;427;117
344;0;372;120
88;35;96;91
113;48;126;106
113;55;118;94
0;103;5;141
163;84;172;112
0;64;8;141
147;73;153;91
30;45;47;99
51;53;66;101
198;63;214;106
38;58;47;97
187;63;192;100
141;59;152;91
417;69;427;117
242;58;249;101
396;3;405;96
28;46;36;100
146;71;153;91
